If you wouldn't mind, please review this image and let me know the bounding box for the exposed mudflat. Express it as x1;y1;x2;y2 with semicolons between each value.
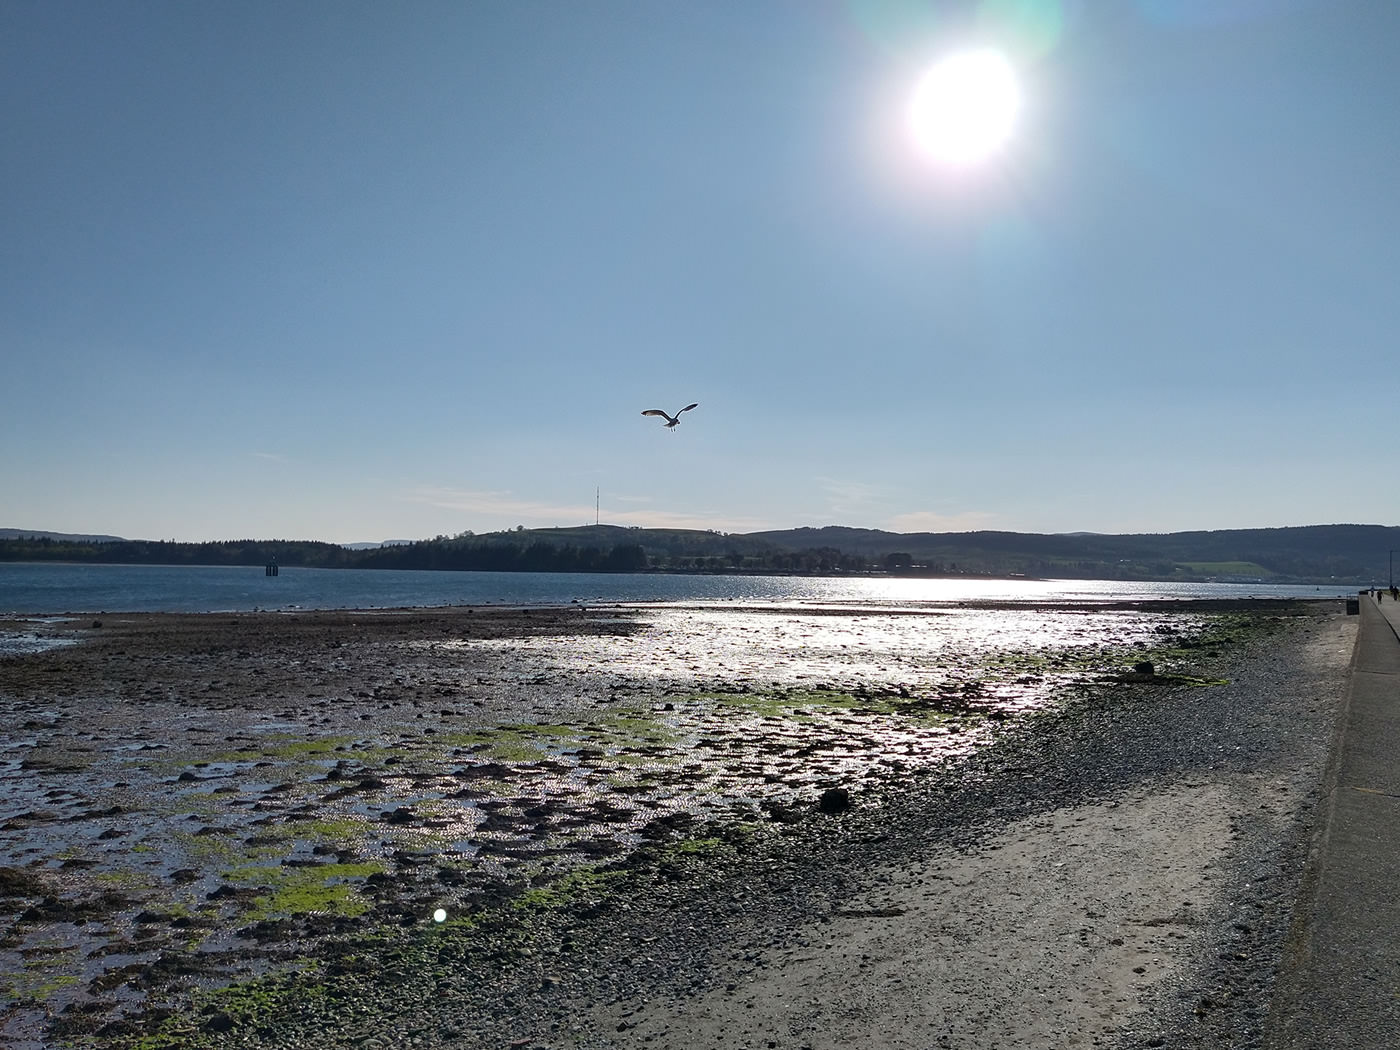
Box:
0;600;1351;1049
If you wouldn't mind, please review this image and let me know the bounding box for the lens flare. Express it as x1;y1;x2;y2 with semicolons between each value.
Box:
978;0;1066;58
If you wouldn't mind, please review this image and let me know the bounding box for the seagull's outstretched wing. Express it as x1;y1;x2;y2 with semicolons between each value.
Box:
642;409;671;419
678;403;699;414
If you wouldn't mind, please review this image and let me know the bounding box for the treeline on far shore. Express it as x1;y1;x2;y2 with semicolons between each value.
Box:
4;521;1395;582
0;535;862;576
0;535;644;574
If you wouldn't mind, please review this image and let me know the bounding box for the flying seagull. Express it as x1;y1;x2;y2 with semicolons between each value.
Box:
642;403;699;430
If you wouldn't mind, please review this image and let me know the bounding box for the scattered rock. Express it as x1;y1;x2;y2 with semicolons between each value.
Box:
0;865;48;899
818;788;851;814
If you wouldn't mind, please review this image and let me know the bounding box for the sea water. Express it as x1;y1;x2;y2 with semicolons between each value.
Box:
0;561;1354;616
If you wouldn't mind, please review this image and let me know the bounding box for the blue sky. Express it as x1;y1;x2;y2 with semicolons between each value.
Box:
4;0;1397;543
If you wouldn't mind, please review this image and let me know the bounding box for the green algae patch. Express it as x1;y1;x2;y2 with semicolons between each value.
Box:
6;959;81;1002
646;835;742;866
442;712;682;765
506;833;745;920
249;815;368;846
126;971;331;1050
706;688;874;716
706;690;808;717
252;882;367;921
212;734;360;763
602;716;677;750
297;816;369;840
169;829;252;865
223;859;384;886
976;610;1278;694
4;935;85;1003
1120;613;1272;680
223;861;384;921
91;869;159;891
699;687;975;726
438;909;483;933
115;830;757;1047
141;734;362;777
511;865;626;913
665;836;723;854
163;793;224;818
441;724;562;762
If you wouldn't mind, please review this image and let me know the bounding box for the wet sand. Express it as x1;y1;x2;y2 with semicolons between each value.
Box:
0;601;1351;1048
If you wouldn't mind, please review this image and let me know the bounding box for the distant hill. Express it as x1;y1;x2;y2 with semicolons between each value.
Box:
744;523;1400;583
0;528;125;543
3;522;1396;584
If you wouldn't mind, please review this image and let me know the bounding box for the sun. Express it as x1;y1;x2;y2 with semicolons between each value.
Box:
908;48;1022;167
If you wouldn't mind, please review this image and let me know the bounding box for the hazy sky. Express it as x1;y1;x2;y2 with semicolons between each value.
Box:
5;0;1397;543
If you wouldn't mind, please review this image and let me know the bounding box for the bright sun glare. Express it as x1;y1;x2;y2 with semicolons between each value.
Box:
909;48;1022;167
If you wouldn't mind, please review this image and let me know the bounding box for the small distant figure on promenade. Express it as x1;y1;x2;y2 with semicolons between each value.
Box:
1391;586;1398;602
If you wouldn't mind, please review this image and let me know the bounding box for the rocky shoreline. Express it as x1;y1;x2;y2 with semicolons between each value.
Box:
0;601;1352;1048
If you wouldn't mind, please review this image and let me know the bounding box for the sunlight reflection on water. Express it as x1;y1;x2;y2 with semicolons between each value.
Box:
0;629;78;656
0;561;1350;614
375;603;1216;866
416;605;1184;692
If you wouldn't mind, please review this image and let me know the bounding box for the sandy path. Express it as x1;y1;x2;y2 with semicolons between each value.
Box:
592;786;1230;1049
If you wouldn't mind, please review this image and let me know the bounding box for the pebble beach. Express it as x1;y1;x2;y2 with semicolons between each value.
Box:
0;599;1352;1049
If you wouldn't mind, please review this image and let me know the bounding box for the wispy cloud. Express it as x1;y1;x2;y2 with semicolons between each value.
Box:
406;486;589;521
252;451;288;463
619;508;775;532
817;476;889;518
404;486;773;533
886;510;1000;534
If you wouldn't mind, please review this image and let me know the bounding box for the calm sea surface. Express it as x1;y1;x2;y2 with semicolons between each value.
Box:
0;561;1354;616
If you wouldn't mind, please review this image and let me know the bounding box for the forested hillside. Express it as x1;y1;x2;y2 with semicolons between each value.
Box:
2;523;1396;584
